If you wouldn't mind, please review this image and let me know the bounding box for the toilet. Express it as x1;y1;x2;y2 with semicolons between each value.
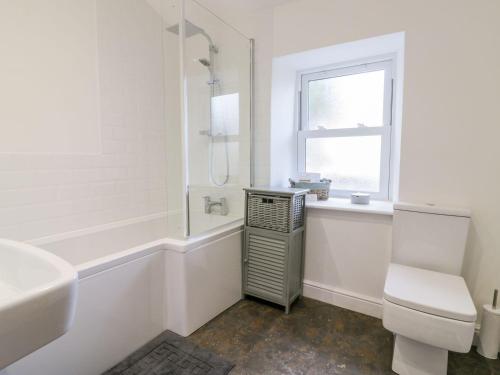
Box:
383;202;477;375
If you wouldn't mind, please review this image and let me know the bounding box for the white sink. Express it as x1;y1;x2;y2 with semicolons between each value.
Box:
0;239;78;369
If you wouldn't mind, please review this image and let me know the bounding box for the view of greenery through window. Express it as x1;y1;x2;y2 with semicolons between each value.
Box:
306;136;382;192
303;68;388;194
308;70;385;130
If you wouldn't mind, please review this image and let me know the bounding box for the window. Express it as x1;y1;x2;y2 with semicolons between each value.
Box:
298;60;394;200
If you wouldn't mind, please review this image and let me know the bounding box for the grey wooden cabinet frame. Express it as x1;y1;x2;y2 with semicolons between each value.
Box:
243;187;308;314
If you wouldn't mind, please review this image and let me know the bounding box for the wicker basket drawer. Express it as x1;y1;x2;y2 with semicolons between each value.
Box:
246;194;304;233
247;194;290;232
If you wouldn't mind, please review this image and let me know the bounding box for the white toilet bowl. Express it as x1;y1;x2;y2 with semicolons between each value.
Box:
383;263;476;375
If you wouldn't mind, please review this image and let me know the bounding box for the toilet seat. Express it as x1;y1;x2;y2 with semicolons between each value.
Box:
384;263;476;322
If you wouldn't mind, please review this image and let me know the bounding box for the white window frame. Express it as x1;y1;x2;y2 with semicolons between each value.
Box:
297;59;394;200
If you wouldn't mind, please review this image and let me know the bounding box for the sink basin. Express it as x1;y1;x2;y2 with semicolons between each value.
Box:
0;239;78;369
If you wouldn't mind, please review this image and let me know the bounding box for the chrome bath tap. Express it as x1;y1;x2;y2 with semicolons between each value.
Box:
203;196;228;216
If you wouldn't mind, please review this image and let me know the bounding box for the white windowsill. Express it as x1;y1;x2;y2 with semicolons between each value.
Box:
306;197;394;216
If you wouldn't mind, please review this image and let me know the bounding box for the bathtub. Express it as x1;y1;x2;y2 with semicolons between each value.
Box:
2;214;243;375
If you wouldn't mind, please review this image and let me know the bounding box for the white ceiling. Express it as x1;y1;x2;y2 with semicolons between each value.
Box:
199;0;294;13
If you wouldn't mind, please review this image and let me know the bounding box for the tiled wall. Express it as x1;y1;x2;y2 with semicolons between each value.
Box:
0;0;167;242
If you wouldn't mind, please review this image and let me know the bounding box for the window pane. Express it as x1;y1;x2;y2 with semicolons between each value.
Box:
306;136;382;192
308;70;385;130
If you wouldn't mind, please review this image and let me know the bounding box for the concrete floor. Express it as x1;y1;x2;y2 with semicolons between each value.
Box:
187;297;500;375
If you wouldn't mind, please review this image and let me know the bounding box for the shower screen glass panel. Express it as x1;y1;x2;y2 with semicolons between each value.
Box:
184;0;251;236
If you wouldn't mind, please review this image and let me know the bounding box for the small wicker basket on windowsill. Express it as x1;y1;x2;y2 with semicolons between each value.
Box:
289;178;331;200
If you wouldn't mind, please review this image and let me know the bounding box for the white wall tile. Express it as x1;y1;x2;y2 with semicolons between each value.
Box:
0;0;167;241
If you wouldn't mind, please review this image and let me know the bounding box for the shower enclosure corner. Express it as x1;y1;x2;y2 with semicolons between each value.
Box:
163;0;253;237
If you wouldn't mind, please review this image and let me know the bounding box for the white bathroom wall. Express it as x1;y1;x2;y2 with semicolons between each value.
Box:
303;209;392;318
0;1;101;155
0;0;168;241
201;0;500;317
266;0;500;315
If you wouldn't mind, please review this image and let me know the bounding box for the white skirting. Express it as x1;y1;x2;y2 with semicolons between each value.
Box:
303;279;383;318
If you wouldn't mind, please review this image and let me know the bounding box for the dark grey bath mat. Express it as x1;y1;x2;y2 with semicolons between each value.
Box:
102;331;234;375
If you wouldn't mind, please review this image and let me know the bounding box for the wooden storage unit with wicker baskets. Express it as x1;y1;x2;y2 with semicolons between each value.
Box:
243;187;308;313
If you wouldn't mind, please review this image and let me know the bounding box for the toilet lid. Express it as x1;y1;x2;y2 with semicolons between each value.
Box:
384;263;477;322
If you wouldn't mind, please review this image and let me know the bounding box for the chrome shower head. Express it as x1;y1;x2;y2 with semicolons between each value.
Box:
166;20;217;49
198;58;211;67
166;20;204;38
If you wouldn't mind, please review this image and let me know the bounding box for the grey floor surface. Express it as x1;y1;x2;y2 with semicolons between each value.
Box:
185;297;500;375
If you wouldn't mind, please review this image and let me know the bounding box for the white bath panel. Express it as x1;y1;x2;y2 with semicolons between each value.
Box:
1;217;244;375
166;230;243;336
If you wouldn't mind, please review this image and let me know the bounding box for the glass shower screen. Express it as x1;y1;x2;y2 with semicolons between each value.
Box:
169;0;252;237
